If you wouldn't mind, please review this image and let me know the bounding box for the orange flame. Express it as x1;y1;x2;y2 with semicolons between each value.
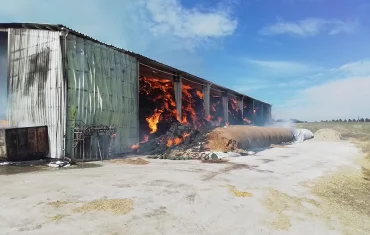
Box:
173;137;182;145
140;77;205;133
141;77;179;134
166;132;191;147
166;139;173;147
146;109;163;134
181;84;198;126
196;90;204;99
182;132;190;139
131;144;140;150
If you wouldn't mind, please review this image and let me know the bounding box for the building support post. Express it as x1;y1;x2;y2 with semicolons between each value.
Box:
252;100;255;125
238;96;244;119
261;103;264;126
173;74;182;121
222;92;229;124
203;83;211;119
268;106;272;123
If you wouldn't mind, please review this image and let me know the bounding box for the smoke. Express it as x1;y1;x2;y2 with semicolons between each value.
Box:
269;119;296;129
0;32;8;121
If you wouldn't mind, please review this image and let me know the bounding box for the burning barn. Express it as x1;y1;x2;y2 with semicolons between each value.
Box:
0;23;272;161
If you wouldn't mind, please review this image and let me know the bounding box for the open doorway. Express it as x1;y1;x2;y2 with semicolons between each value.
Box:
0;31;8;125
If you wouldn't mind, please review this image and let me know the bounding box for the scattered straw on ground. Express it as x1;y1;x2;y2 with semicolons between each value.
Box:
202;163;249;181
314;128;342;141
49;214;67;221
47;201;71;208
309;172;370;235
110;158;150;165
227;185;252;197
72;198;134;215
263;188;319;231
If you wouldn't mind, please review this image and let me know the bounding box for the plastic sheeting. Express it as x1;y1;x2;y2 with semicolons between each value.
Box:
291;129;314;143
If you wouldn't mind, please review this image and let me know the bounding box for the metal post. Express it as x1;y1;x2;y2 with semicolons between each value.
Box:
261;103;264;125
173;74;182;121
238;96;244;119
222;92;228;124
252;100;255;125
203;83;211;119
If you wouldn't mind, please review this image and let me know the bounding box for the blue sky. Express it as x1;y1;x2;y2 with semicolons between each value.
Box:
1;0;369;121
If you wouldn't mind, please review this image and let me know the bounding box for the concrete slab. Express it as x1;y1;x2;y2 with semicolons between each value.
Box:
0;139;362;235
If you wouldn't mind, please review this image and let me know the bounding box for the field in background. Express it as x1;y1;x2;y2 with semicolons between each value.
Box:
297;122;370;160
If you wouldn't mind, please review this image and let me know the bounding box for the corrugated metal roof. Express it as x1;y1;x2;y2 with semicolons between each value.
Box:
0;23;271;106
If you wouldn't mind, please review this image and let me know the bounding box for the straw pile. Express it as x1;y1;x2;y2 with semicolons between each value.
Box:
314;129;342;141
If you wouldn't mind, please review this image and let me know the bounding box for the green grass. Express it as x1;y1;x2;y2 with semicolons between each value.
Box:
297;122;370;160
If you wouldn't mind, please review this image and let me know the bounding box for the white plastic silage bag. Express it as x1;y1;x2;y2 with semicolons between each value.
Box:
291;129;314;143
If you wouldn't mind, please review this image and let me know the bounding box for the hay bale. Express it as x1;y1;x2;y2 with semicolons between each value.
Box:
205;126;293;151
314;129;342;141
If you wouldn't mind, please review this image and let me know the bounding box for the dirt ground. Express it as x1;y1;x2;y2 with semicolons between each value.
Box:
1;123;370;235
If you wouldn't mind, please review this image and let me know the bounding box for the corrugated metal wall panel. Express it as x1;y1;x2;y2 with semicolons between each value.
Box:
65;35;139;159
7;28;66;158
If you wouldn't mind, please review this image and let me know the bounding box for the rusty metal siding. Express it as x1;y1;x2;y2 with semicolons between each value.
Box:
2;126;50;161
7;29;66;158
65;34;139;158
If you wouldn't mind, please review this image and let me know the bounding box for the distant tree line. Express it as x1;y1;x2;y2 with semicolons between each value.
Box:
274;119;307;123
321;118;370;123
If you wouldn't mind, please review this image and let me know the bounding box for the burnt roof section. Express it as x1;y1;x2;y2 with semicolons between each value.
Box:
0;23;271;106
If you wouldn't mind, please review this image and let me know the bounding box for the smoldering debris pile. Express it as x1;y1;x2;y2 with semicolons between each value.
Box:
134;122;296;160
134;122;210;159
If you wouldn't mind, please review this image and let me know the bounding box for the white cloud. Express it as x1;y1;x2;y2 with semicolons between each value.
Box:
337;60;370;76
145;0;237;39
245;58;322;76
0;0;237;72
260;18;358;37
274;60;370;121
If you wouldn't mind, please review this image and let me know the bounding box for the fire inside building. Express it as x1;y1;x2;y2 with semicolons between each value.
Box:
0;23;271;161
